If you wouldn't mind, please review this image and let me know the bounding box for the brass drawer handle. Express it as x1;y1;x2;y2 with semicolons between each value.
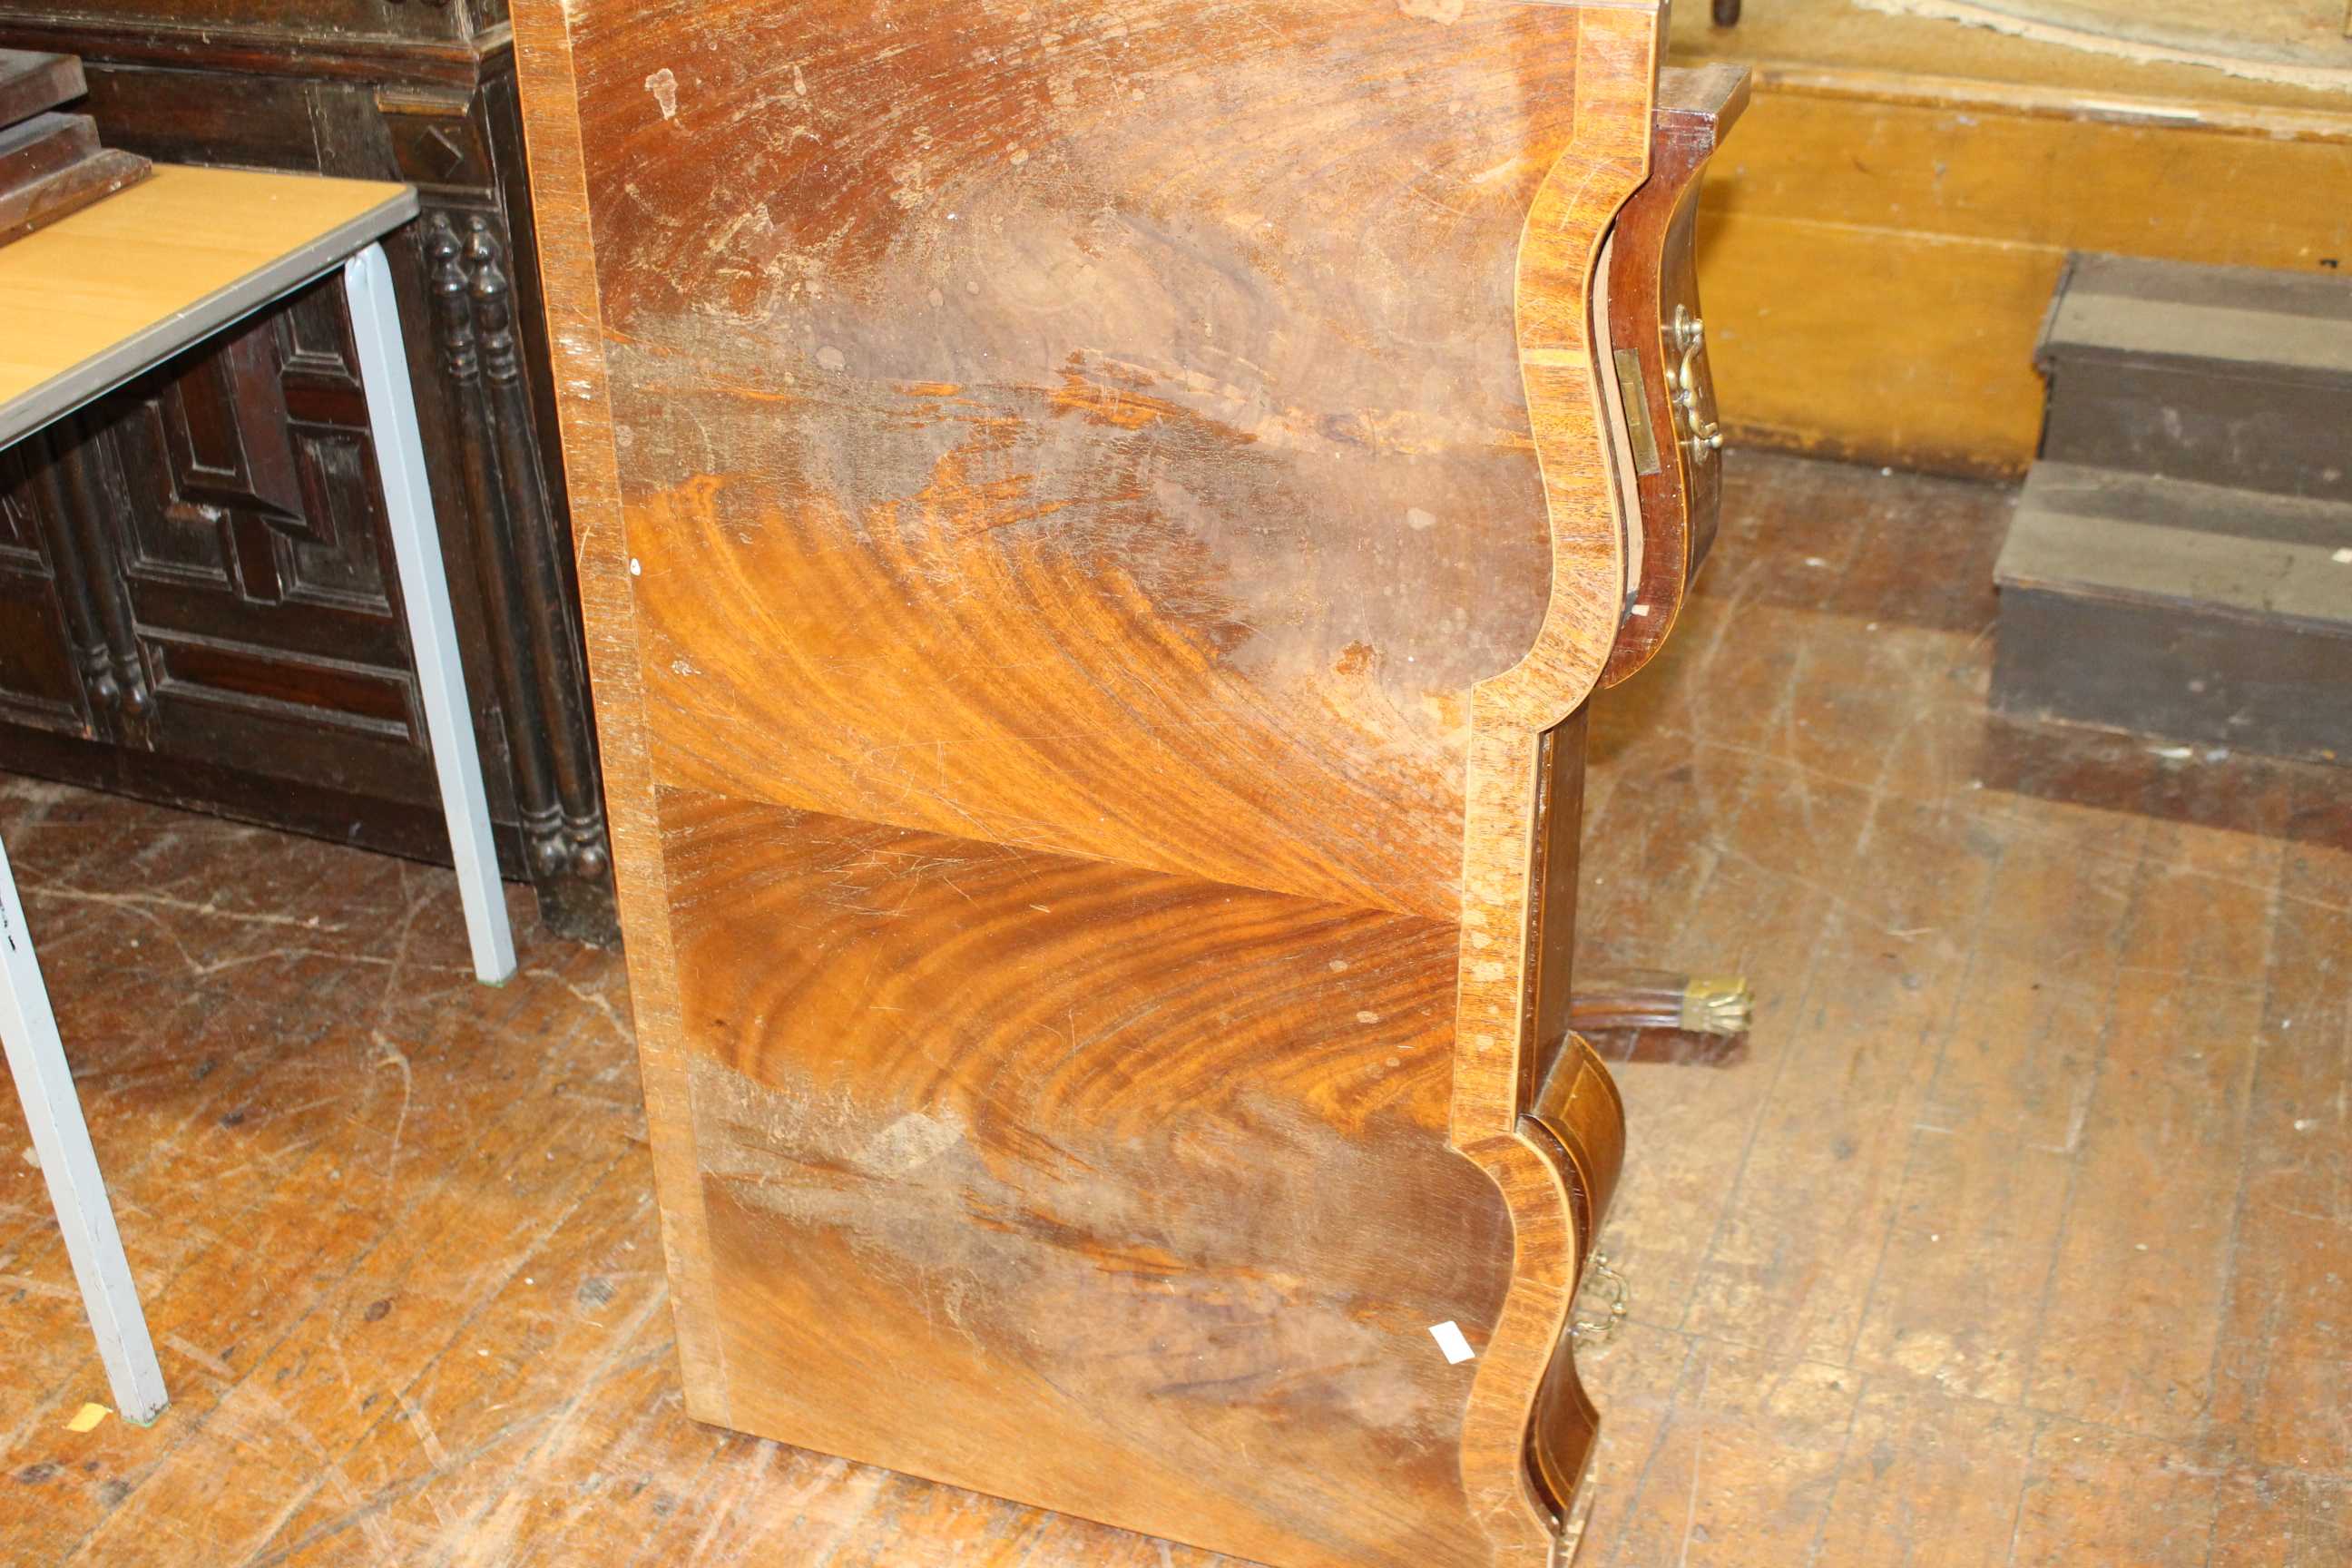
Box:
1669;306;1723;465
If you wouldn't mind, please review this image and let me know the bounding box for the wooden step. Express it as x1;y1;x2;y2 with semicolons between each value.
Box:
0;50;149;250
2038;252;2352;503
0;48;83;127
1993;462;2352;763
0;112;99;191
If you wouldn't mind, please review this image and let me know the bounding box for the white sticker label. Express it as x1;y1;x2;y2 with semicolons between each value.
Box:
1429;1320;1476;1366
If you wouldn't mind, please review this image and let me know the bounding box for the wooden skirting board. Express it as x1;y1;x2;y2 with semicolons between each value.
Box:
1670;0;2352;476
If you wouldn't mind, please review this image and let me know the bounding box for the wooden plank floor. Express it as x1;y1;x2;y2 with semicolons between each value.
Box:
2;451;2346;1566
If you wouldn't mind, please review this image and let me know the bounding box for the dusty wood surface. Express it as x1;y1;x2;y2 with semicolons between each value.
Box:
1849;0;2352;93
1992;464;2352;761
506;1;1680;1561
2039;251;2352;383
1671;0;2352;115
0;113;97;197
0;48;83;127
2035;255;2352;505
0;146;148;250
0;453;2347;1565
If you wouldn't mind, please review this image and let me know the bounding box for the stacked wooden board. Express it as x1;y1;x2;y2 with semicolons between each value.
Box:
0;50;149;248
1994;254;2352;762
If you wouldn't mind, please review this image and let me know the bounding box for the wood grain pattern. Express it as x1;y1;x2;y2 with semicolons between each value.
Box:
500;0;731;1431
506;3;1670;1562
665;789;1512;1567
3;457;2350;1568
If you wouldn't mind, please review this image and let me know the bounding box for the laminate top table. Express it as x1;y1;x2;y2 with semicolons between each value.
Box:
0;162;416;446
0;162;507;1432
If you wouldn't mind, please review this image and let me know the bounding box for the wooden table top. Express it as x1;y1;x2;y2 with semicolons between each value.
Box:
0;163;417;448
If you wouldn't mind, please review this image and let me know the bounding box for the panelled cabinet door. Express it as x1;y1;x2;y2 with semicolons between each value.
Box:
0;8;619;942
102;281;447;806
0;0;509;47
0;446;91;733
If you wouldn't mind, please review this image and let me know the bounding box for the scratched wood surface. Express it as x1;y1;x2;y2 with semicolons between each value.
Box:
1;451;2347;1565
505;1;1674;1562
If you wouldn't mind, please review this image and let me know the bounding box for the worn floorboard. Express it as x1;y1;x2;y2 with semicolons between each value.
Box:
1;450;2346;1566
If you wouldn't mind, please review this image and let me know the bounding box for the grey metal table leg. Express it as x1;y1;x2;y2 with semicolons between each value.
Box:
0;831;168;1423
343;241;517;985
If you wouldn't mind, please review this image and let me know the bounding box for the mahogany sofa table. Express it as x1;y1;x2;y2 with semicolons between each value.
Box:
0;164;514;1425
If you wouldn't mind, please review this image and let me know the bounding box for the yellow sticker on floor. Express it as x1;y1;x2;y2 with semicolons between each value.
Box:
65;1403;110;1433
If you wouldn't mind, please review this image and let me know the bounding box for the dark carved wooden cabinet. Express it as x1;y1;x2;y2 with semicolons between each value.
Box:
0;0;614;940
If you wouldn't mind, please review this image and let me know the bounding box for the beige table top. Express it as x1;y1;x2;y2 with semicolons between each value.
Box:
0;163;417;448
